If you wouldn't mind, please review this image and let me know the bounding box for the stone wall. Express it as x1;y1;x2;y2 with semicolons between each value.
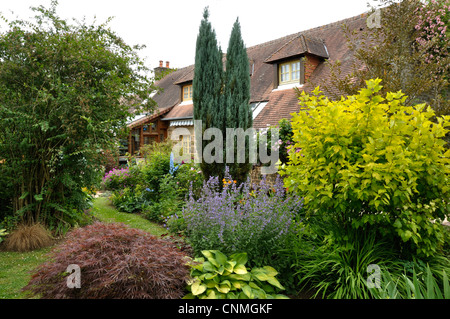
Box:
250;165;281;186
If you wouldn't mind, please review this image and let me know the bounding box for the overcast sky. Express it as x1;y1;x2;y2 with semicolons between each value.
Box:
1;0;379;71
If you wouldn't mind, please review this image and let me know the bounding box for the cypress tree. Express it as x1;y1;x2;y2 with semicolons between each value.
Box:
193;7;225;180
224;18;252;184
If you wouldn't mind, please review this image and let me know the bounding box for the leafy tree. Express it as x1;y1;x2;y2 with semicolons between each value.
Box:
0;1;156;231
320;0;449;117
282;79;450;257
224;18;252;184
192;7;225;181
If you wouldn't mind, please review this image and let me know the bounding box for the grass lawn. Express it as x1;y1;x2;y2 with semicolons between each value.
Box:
0;195;168;299
0;247;51;299
91;195;167;236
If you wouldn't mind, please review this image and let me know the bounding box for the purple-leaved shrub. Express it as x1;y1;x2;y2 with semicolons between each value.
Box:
182;167;303;270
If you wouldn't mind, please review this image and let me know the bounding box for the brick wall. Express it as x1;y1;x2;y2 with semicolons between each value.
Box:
304;54;321;82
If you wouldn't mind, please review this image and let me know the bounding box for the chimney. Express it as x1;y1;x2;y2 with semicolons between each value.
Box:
154;60;172;78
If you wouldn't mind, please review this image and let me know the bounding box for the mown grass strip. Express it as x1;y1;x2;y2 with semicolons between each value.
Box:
91;196;167;237
0;247;51;299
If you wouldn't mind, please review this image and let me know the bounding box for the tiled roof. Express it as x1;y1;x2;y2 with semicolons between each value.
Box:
127;105;174;128
142;12;368;129
172;65;195;85
163;102;193;120
264;34;329;63
253;88;300;129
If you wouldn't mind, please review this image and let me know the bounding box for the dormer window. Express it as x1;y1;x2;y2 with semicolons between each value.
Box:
183;84;193;101
279;60;301;85
264;34;329;90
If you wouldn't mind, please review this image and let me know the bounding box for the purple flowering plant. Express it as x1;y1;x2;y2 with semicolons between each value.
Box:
102;167;133;191
182;167;303;268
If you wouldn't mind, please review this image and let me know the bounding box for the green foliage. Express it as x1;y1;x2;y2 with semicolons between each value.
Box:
224;18;252;184
184;250;288;299
172;161;204;199
282;79;450;257
107;152;204;225
102;167;134;191
143;175;183;223
290;225;404;299
256;119;293;167
372;264;450;299
110;186;150;214
193;7;225;181
193;8;253;183
278;118;294;165
0;1;156;231
0;228;7;243
321;0;450;117
0;164;13;221
140;152;171;200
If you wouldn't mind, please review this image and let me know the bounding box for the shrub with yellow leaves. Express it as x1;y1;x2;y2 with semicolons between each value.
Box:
281;79;449;257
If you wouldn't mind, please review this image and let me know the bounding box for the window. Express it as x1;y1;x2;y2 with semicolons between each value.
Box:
181;135;190;155
144;136;156;145
279;60;301;85
183;85;193;101
131;128;140;153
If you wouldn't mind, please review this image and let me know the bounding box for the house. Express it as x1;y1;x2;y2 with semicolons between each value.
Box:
126;13;368;157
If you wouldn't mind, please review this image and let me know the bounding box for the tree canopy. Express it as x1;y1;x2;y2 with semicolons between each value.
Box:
319;0;449;117
193;7;225;180
0;1;157;229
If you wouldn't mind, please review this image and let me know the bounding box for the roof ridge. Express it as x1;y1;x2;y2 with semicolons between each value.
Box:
263;34;302;62
155;64;194;85
246;12;367;52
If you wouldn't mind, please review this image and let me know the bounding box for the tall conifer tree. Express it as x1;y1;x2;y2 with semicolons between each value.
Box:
193;7;225;180
224;18;252;183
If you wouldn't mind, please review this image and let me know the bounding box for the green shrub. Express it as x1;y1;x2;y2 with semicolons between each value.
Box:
110;186;150;213
282;79;450;257
372;264;450;299
144;175;183;223
0;3;155;230
140;152;171;200
277;118;294;165
173;162;204;199
102;167;132;191
0;228;8;244
0;166;13;221
291;225;404;299
184;250;288;299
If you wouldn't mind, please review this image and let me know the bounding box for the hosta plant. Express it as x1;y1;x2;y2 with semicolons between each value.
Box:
184;250;288;299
